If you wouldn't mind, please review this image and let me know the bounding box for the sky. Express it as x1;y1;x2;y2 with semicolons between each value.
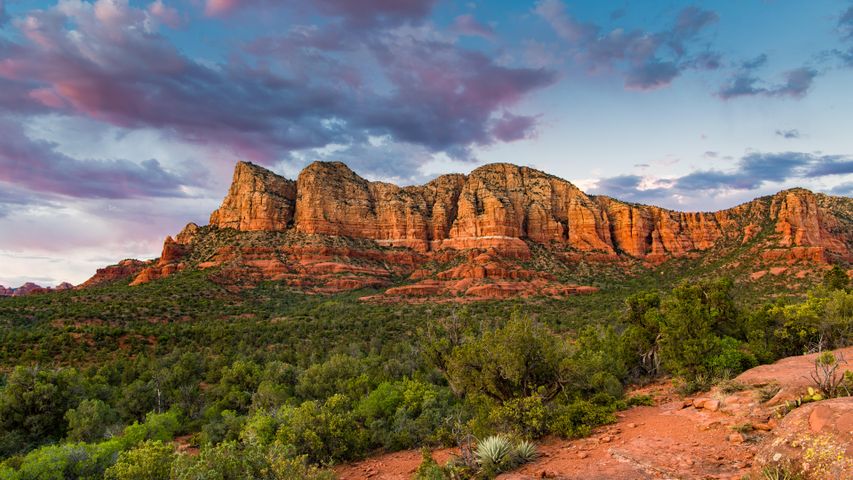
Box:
0;0;852;287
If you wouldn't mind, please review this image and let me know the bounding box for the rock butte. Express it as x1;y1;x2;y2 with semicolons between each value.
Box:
84;161;852;300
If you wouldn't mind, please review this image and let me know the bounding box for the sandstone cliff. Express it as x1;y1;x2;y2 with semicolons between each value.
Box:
207;161;852;259
210;162;296;231
114;160;852;299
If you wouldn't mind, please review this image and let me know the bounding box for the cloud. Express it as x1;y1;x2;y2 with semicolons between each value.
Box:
205;0;437;28
590;174;670;202
669;6;719;53
0;0;7;26
452;14;494;39
718;66;817;99
717;73;764;99
591;151;853;202
775;129;801;139
625;60;680;90
741;54;768;70
776;67;818;97
0;117;189;199
534;0;719;90
148;0;182;28
840;5;853;39
836;5;853;65
804;156;853;177
673;152;810;191
360;34;557;154
0;0;554;173
830;181;853;196
534;0;598;44
490;112;539;142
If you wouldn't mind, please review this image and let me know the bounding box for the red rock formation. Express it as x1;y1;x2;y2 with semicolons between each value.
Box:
294;161;466;252
104;160;852;299
81;259;151;288
200;161;852;262
210;161;296;231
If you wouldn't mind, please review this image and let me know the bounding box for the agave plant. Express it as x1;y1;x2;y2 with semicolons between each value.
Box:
475;435;513;469
513;440;538;463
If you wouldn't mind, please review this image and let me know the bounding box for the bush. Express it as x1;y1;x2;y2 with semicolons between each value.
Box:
275;394;365;463
443;316;571;403
104;440;175;480
551;400;615;438
413;448;446;480
65;399;119;442
488;394;548;439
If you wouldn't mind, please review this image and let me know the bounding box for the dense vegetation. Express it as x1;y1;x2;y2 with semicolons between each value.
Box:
0;266;850;479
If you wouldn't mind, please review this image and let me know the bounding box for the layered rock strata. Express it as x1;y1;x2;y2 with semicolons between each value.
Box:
88;160;852;299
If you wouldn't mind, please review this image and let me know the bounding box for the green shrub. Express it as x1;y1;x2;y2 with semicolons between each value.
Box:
65;399;119;442
551;400;615;438
275;394;365;463
413;448;446;480
488;394;549;439
442;316;571;403
104;440;174;480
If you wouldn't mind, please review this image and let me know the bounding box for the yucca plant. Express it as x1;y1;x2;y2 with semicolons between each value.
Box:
475;435;513;471
513;440;538;463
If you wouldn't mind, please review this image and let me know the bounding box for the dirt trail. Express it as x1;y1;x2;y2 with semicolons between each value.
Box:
336;347;853;480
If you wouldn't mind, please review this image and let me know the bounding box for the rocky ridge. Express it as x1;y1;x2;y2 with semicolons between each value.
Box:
0;281;75;297
86;161;853;300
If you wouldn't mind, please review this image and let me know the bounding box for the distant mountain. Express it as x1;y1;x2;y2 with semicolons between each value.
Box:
0;281;74;297
83;161;853;300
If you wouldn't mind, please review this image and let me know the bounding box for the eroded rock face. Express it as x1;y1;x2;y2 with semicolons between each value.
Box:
108;161;852;298
209;161;852;260
210;161;296;231
294;161;466;252
81;259;151;288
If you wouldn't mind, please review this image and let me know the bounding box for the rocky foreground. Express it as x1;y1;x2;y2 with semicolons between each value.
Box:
337;347;853;480
82;161;852;300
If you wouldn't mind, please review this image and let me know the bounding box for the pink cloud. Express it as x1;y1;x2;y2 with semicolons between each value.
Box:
205;0;242;17
148;0;181;28
490;112;538;142
28;87;67;108
452;14;495;39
